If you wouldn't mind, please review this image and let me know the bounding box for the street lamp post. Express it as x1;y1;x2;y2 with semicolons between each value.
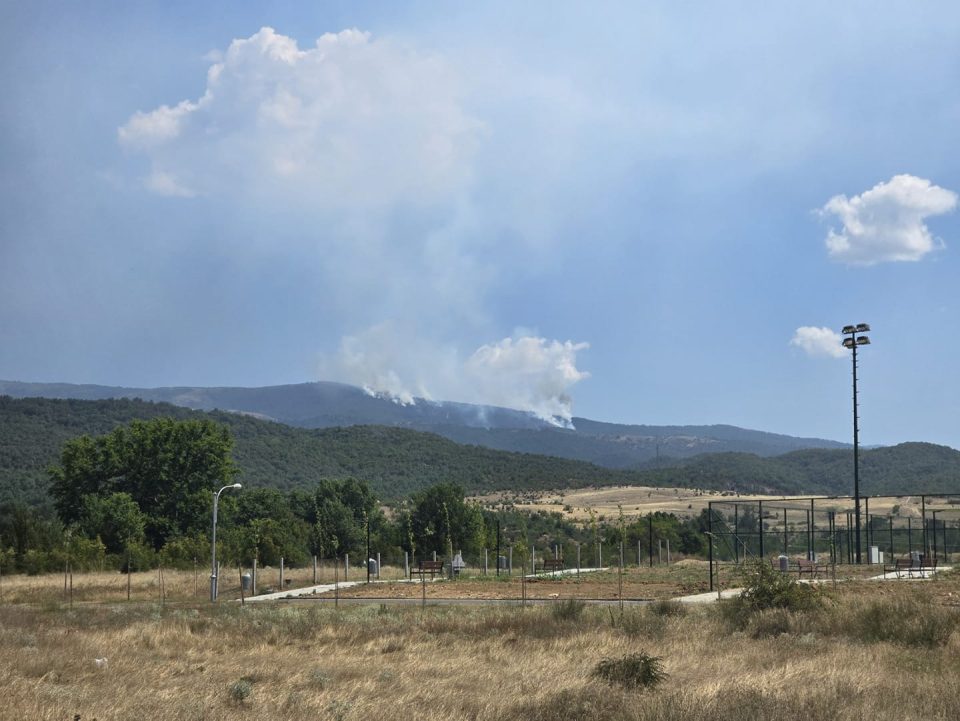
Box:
841;323;871;564
210;483;242;602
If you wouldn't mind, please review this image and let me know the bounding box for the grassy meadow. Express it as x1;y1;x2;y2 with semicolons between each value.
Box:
2;567;960;720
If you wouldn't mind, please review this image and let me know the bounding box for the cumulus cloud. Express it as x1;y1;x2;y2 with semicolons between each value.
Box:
820;174;957;265
790;326;845;359
322;326;590;424
118;27;481;209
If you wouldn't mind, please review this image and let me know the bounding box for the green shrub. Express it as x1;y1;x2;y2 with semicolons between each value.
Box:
552;598;587;622
831;594;960;648
720;560;823;629
648;599;687;618
592;651;667;690
228;678;253;703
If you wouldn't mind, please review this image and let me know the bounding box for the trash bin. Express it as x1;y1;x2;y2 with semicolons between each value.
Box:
778;555;789;572
367;558;379;576
241;572;253;592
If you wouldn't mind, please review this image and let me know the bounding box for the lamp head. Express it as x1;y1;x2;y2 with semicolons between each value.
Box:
855;323;870;332
232;483;242;489
841;325;856;335
856;336;870;346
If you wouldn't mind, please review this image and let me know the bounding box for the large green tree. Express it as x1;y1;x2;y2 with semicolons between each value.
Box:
409;483;485;559
49;418;236;548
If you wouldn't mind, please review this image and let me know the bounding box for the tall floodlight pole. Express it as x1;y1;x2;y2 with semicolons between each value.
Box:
210;483;242;602
842;323;871;564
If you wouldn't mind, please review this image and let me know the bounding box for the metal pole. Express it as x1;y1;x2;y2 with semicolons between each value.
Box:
921;496;928;561
708;504;714;592
496;520;501;577
648;513;654;567
733;503;740;565
210;490;218;602
810;498;816;560
758;500;765;558
783;508;788;554
366;517;371;584
851;335;862;563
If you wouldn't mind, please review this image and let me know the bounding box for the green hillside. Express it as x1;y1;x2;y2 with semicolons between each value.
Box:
0;396;648;509
642;443;960;496
3;396;958;513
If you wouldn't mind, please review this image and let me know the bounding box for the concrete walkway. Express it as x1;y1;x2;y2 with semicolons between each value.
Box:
245;576;434;603
524;567;608;579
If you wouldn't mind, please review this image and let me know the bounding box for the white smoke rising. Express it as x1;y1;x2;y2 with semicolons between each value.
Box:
322;328;590;425
820;174;957;265
120;28;596;418
118;27;481;208
464;337;590;425
790;326;845;359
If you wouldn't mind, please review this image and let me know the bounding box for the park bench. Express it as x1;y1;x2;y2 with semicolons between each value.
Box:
795;558;826;579
884;556;937;579
539;558;565;575
411;559;444;579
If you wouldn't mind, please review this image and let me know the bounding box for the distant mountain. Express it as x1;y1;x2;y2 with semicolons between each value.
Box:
2;396;957;512
0;396;652;510
0;380;849;467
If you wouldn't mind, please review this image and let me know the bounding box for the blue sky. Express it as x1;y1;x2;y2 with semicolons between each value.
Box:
2;2;959;447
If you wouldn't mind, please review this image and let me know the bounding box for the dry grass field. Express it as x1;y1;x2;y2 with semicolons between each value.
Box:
475;486;959;522
3;568;960;720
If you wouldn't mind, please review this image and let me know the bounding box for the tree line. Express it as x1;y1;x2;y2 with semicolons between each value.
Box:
0;417;711;574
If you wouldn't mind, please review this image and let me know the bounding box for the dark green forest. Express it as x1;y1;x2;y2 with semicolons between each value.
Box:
0;396;654;511
3;396;960;515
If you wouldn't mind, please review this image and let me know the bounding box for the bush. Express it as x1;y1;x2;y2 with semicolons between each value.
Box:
592;651;667;690
551;598;587;622
228;678;253;703
648;599;687;618
830;593;960;648
720;560;823;629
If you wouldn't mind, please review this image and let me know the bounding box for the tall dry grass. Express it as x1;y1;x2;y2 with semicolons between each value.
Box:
1;571;959;720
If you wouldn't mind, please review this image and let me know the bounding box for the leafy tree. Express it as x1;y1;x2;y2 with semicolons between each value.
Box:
78;492;145;554
49;418;236;548
410;483;486;558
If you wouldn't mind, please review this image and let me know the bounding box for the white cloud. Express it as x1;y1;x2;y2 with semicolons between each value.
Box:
790;326;845;359
143;170;196;197
322;327;590;425
118;27;481;209
820;174;957;265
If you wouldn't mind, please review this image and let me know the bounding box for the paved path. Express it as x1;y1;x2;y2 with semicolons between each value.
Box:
245;577;431;603
248;565;952;606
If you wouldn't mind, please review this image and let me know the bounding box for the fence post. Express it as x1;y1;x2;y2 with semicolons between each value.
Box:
345;553;349;581
377;552;381;579
279;557;284;589
484;548;488;575
252;558;257;596
577;543;581;580
313;555;317;584
508;547;513;575
666;539;671;564
658;539;662;565
404;551;409;579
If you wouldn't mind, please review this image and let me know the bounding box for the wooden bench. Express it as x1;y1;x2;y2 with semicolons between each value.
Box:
411;560;444;579
795;558;826;579
539;558;565;574
884;556;938;579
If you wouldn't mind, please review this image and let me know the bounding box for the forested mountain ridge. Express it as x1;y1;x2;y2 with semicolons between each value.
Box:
0;379;849;467
2;396;959;514
0;396;652;509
